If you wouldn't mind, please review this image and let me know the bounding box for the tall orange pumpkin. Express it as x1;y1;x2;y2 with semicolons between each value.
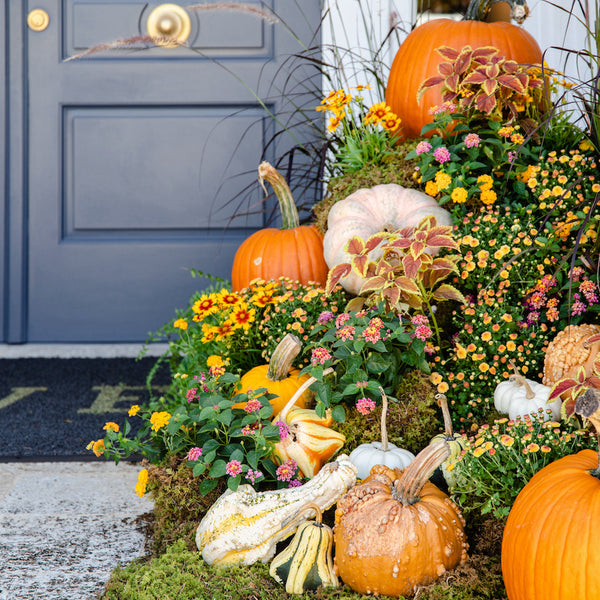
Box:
231;162;328;291
385;0;543;140
501;388;600;600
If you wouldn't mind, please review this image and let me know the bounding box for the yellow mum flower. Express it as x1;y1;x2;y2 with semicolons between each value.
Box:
477;174;494;191
207;355;225;368
480;189;497;206
173;318;188;330
135;468;149;497
451;187;468;203
128;405;140;417
425;180;438;196
435;171;452;191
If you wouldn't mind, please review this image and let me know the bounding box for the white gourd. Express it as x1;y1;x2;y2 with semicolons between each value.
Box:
494;362;561;421
323;184;452;295
195;454;357;566
349;387;415;479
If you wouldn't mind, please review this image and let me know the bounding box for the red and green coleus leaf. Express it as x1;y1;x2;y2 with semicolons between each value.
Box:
431;283;467;304
325;263;351;295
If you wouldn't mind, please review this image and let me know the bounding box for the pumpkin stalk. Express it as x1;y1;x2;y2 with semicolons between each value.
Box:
436;393;455;438
378;386;390;452
291;501;323;526
509;360;536;399
258;162;300;230
393;440;450;505
267;334;302;381
574;388;600;478
278;367;334;422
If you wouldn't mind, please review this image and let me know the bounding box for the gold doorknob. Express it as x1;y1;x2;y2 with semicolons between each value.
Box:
28;8;50;32
147;4;191;47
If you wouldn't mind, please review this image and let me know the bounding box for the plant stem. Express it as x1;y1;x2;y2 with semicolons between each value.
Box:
417;280;441;348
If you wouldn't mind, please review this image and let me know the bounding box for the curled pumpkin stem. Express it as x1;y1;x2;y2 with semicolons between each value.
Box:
509;360;535;399
266;334;302;381
258;162;299;230
435;393;455;438
393;440;450;505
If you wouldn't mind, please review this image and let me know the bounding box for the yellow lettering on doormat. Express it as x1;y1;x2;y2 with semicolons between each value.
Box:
78;385;168;414
0;387;48;411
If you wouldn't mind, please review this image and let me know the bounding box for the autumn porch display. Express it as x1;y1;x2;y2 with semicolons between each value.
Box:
334;439;468;597
501;388;600;599
385;0;543;139
231;162;328;291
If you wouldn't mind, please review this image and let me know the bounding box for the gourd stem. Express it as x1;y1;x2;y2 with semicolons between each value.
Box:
509;360;535;399
464;0;529;24
258;162;300;230
294;501;323;526
436;393;454;437
279;367;334;422
378;386;389;452
393;440;450;505
266;334;302;381
574;388;600;478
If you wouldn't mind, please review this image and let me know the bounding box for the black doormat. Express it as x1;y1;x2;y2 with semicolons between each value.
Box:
0;357;172;461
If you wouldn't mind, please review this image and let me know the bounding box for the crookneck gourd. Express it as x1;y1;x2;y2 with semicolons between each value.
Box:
196;454;357;566
269;502;339;594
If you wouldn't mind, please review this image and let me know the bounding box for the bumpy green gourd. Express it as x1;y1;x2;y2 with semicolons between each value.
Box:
269;502;338;594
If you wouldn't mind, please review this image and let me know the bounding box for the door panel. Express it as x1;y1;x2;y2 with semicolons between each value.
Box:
24;0;320;342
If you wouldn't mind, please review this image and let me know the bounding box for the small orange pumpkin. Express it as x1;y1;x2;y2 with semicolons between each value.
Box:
334;440;468;597
235;334;311;415
385;0;543;140
501;388;600;600
231;162;328;291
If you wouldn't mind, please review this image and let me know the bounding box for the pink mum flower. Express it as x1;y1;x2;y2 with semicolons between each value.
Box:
317;311;335;324
464;133;480;148
415;141;432;155
244;397;263;413
245;469;263;485
356;396;376;415
275;420;290;441
433;146;451;164
336;325;355;341
335;313;351;328
414;324;433;340
186;387;198;403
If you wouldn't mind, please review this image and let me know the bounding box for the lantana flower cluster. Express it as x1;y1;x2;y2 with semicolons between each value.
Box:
447;412;595;518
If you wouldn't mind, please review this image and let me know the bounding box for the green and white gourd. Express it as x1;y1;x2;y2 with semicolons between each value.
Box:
269;502;339;594
349;387;415;480
196;454;357;566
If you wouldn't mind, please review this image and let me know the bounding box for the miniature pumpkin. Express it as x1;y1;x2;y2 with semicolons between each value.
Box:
334;440;468;597
501;388;600;600
235;334;311;415
543;323;600;392
322;184;452;294
272;368;346;478
196;453;357;566
231;162;328;291
494;361;561;421
349;387;415;479
385;0;543;140
429;393;467;490
269;502;339;594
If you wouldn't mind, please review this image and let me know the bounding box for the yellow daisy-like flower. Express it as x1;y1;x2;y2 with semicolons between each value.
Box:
506;341;516;352
430;372;443;385
173;318;188;330
381;113;401;133
473;446;486;457
192;294;219;319
150;411;171;432
499;434;514;447
455;343;467;359
363;101;391;125
128;405;140;417
481;331;492;342
103;422;119;433
230;302;256;332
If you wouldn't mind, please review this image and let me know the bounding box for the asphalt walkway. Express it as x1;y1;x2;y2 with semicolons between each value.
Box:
0;344;166;600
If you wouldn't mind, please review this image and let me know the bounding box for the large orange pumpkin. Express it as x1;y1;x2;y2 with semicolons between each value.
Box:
334;440;468;597
501;389;600;600
231;162;328;291
385;1;543;140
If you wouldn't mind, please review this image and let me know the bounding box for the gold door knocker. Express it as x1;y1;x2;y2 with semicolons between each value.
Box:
147;4;191;47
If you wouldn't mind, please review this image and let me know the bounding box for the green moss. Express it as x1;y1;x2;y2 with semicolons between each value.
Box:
313;147;419;234
102;539;506;600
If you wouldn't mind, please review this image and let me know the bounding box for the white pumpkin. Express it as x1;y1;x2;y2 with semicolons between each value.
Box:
323;184;453;295
494;370;561;422
349;388;415;479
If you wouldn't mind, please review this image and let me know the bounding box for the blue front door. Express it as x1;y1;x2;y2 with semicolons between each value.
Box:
3;1;321;342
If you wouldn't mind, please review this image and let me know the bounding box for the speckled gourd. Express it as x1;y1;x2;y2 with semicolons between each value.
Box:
196;454;357;566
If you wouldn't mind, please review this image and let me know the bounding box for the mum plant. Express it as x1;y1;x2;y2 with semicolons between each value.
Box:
447;410;594;519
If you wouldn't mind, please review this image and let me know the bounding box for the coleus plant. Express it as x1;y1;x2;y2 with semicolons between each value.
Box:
417;45;545;124
325;215;465;347
548;333;600;419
